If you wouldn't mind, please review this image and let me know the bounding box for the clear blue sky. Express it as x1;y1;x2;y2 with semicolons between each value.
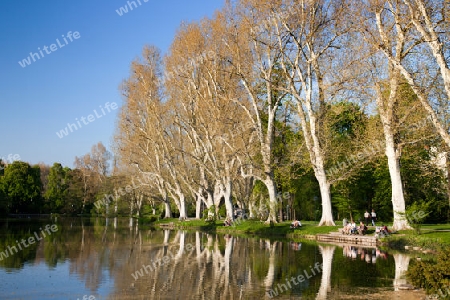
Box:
0;0;224;168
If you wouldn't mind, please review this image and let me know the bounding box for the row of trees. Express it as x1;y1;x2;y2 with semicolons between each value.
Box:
112;0;450;229
0;132;447;225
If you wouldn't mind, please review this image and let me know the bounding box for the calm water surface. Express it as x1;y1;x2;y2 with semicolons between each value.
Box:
0;218;414;299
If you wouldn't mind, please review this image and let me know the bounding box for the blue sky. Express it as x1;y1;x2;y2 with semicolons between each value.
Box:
0;0;224;168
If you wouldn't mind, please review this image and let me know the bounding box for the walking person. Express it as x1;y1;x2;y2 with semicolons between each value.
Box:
371;209;377;226
364;210;370;226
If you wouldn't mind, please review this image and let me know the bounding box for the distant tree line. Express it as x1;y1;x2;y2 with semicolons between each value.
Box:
0;142;138;216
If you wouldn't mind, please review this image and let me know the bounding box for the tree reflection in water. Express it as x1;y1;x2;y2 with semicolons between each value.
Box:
0;218;414;299
316;245;336;300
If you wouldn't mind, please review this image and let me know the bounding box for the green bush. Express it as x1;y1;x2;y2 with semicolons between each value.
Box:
203;205;216;222
407;247;450;297
218;205;226;219
404;201;430;235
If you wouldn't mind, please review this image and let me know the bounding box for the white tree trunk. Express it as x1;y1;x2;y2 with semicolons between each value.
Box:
195;197;202;219
374;10;412;231
248;199;256;219
377;68;410;230
223;179;234;220
385;140;409;231
317;176;334;226
164;200;172;219
297;100;335;226
167;182;187;220
159;187;172;219
264;177;278;223
129;201;134;217
136;194;143;217
308;95;335;226
213;182;223;218
203;188;215;219
178;193;187;220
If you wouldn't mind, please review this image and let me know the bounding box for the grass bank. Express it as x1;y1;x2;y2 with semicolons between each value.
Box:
155;218;341;238
379;224;450;251
153;218;450;250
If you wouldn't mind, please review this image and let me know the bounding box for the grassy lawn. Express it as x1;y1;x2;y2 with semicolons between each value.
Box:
421;223;450;231
288;221;339;236
154;218;341;237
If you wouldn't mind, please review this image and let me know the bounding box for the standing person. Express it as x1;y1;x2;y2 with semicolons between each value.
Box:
371;209;377;226
364;210;370;226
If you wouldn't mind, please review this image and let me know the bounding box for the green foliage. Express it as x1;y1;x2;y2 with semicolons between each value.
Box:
0;175;8;216
63;169;85;214
1;161;42;213
400;154;448;223
331;188;357;221
45;163;70;212
370;151;448;224
371;158;394;222
218;204;226;219
141;203;161;217
289;170;320;221
203;205;217;222
404;201;430;234
407;247;450;297
328;101;366;140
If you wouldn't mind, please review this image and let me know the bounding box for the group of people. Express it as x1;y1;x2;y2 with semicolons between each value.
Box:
341;208;392;237
342;220;367;235
364;209;377;226
375;224;391;237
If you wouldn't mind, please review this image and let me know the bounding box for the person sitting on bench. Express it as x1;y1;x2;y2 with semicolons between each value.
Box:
342;221;352;235
381;224;390;236
358;221;367;235
350;220;358;234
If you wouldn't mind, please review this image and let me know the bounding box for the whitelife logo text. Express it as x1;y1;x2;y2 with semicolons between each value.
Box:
18;31;81;68
56;102;118;139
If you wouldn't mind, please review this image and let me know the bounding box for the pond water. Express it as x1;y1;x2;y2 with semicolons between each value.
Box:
0;217;421;299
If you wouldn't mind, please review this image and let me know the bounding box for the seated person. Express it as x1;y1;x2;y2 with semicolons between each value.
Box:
381;224;390;236
342;222;352;235
375;226;389;237
375;226;381;236
224;218;232;227
358;221;367;235
348;221;356;234
290;219;302;228
343;218;349;227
